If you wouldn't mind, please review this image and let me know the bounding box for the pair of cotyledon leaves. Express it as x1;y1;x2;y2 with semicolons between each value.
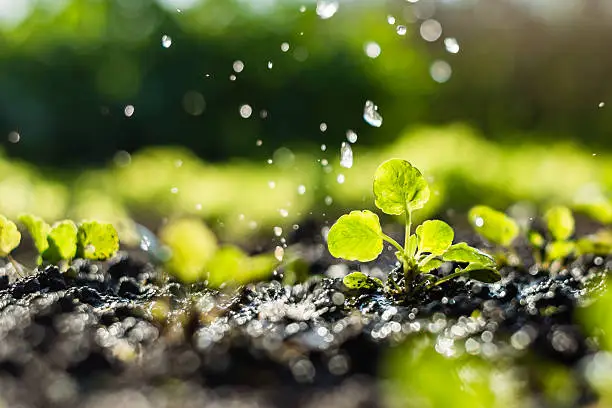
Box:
327;159;499;288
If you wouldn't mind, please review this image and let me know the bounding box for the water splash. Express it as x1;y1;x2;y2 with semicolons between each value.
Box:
340;142;353;169
316;1;339;19
363;100;383;127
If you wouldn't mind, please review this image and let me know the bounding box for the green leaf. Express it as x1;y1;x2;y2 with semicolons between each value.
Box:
327;210;383;262
459;263;501;283
77;221;120;260
421;258;444;273
206;246;277;288
159;218;217;283
442;243;495;266
528;231;545;249
19;214;50;254
544;206;575;241
0;215;21;257
342;271;383;290
42;220;77;263
373;159;430;215
468;205;519;247
545;241;575;262
416;220;454;255
576;231;612;256
575;201;612;225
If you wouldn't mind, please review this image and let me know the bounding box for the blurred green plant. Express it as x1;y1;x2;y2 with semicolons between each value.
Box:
328;159;499;296
158;217;277;287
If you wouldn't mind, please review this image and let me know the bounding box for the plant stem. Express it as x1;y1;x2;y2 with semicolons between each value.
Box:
433;269;465;287
418;253;438;268
403;207;413;282
382;234;404;255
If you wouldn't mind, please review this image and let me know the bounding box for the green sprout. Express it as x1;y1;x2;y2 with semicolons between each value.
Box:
327;159;499;294
0;215;23;275
541;206;576;263
20;214;120;264
467;205;520;265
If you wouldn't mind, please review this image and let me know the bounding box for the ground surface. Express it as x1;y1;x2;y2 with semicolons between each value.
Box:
0;249;609;407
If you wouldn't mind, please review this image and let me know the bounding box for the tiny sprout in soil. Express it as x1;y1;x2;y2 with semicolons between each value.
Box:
327;159;499;295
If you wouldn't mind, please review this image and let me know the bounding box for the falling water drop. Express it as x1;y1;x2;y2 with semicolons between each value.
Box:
340;142;353;169
337;174;345;184
363;100;383;127
346;130;358;143
324;196;333;206
161;35;172;48
396;25;407;36
298;185;306;195
316;1;339;19
274;226;283;237
444;38;460;54
321;144;327;151
275;246;285;261
267;61;274;69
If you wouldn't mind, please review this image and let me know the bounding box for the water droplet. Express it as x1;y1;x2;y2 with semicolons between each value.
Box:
337;174;345;184
444;37;460;54
239;104;253;118
599;102;606;108
321;159;329;166
316;0;339;19
298;185;306;195
174;160;183;168
430;60;452;83
320;122;327;132
275;246;284;261
267;61;274;69
8;131;20;143
113;150;131;167
195;203;202;210
170;187;179;194
321;144;327;151
274;226;283;237
279;209;289;217
293;224;300;230
340;142;353;169
268;181;276;189
387;15;396;25
124;105;135;117
475;217;484;227
299;5;306;13
364;42;381;59
396;25;407;36
281;42;290;52
273;147;296;168
346;130;358;143
325;196;333;205
161;35;172;48
363;100;383;127
232;60;244;73
229;74;237;81
256;139;263;146
420;19;442;42
267;159;273;164
260;110;268;118
182;91;206;116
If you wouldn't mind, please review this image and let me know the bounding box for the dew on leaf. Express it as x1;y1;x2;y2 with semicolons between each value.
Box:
363;100;383;127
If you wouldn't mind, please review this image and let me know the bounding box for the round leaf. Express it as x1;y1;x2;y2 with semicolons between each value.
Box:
77;221;120;260
459;263;501;283
545;241;575;262
416;220;454;256
43;220;77;263
373;159;430;215
0;215;21;257
442;243;495;266
421;258;444;273
19;214;50;254
159;218;217;283
343;271;383;290
544;206;575;241
468;206;519;247
327;210;383;262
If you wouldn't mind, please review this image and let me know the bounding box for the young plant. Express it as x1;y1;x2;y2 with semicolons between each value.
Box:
20;214;120;265
0;215;23;275
327;159;499;294
467;205;520;265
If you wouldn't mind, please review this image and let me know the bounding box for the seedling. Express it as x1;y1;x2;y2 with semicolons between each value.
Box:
20;214;120;265
0;215;23;275
327;159;499;295
468;205;520;265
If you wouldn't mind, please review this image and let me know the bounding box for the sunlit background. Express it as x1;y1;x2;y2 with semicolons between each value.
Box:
1;0;611;243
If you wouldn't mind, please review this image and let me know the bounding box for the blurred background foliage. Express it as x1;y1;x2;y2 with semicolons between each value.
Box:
0;0;611;243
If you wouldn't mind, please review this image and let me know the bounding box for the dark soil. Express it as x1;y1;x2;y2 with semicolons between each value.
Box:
0;250;609;408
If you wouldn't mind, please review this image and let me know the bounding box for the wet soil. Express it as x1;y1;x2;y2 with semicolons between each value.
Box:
0;250;609;407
